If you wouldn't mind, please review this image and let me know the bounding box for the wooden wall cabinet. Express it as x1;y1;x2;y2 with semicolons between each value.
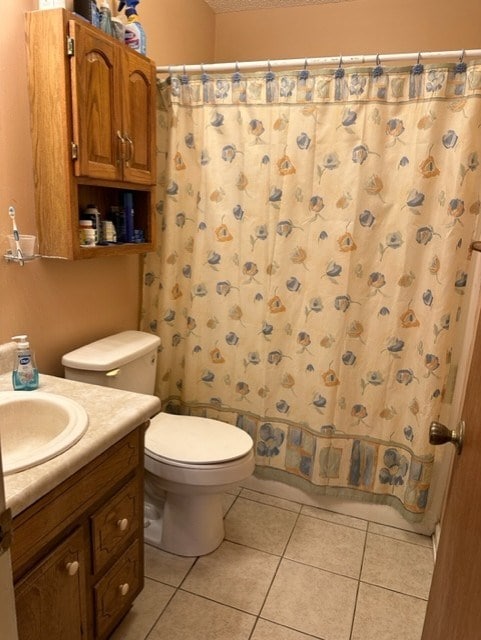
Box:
26;9;157;260
12;427;145;640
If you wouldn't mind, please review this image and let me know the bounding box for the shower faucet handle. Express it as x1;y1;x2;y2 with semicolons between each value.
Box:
429;420;465;454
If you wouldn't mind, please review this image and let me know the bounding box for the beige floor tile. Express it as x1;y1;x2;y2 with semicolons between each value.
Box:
285;514;366;578
148;590;256;640
181;540;280;614
361;533;434;599
108;577;174;640
224;496;298;554
351;582;427;640
368;522;433;548
144;543;196;587
301;504;368;531
261;558;357;640
252;618;323;639
240;488;303;513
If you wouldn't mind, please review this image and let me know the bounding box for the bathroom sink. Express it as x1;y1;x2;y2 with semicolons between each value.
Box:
0;391;88;475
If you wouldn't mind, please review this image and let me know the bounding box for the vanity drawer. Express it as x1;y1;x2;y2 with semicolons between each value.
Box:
91;475;141;574
94;537;143;639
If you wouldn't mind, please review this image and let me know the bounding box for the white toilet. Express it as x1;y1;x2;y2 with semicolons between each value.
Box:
62;330;255;556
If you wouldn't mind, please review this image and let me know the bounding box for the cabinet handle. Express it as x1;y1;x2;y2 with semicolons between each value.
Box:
119;583;130;597
117;518;129;532
66;560;80;576
116;130;126;164
124;133;134;166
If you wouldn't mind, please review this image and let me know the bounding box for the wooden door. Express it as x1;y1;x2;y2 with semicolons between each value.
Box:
15;527;87;640
121;48;157;185
422;297;481;638
69;20;123;181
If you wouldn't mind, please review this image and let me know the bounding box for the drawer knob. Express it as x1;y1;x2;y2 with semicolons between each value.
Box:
66;561;79;576
117;518;129;532
119;582;130;597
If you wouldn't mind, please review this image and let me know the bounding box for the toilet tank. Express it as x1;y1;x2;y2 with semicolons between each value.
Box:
62;331;161;395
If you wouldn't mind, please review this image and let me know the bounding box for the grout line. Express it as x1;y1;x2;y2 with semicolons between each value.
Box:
239;488;303;514
366;530;435;552
357;578;431;602
348;524;369;639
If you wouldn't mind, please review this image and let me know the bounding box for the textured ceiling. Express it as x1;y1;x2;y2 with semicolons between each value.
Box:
204;0;352;13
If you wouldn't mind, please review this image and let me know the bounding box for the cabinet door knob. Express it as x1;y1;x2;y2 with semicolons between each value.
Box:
119;583;130;597
66;560;79;576
117;518;129;531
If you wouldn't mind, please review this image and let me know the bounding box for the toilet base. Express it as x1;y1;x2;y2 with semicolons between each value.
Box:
144;492;225;557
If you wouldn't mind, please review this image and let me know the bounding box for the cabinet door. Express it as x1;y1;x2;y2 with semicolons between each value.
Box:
70;20;123;181
15;527;88;640
121;48;157;185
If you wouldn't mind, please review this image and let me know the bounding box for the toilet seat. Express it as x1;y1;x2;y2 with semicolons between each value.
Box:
145;412;253;465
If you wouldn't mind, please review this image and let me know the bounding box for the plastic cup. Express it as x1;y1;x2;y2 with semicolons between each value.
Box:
8;234;37;258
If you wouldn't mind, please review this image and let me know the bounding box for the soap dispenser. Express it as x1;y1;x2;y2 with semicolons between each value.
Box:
12;335;39;390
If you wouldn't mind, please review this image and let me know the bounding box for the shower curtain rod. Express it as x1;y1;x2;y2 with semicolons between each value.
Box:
156;48;481;74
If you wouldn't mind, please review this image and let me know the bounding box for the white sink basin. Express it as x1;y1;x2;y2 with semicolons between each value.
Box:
0;391;88;475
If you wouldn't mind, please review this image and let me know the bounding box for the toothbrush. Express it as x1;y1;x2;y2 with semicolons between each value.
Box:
8;205;23;260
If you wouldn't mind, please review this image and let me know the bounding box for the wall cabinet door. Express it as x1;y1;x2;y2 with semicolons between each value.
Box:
69;20;156;185
15;527;88;640
70;21;123;182
121;48;157;185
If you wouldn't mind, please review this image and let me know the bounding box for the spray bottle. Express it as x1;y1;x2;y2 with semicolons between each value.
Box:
12;335;39;391
118;0;146;55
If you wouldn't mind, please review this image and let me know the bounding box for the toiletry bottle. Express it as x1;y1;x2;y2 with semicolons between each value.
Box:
99;0;113;36
79;219;96;246
83;204;101;244
111;15;125;42
12;335;39;391
122;2;146;55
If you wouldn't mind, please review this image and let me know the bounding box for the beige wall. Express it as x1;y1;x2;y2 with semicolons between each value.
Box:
0;0;214;377
142;0;215;65
1;0;479;378
214;0;481;61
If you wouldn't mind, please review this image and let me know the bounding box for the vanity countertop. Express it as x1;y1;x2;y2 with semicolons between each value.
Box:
0;372;161;517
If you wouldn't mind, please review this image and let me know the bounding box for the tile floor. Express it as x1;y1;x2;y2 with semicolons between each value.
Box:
110;486;434;640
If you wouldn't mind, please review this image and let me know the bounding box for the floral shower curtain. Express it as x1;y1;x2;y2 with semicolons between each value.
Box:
141;60;481;521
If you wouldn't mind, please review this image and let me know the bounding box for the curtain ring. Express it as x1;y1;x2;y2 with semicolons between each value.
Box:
304;58;308;70
459;49;466;63
338;54;343;69
376;53;381;66
267;60;271;72
417;52;422;65
235;61;240;73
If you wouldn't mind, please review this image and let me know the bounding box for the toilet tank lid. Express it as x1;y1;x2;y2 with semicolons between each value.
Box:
61;331;161;371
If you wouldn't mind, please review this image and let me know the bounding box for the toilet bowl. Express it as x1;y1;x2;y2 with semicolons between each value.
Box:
62;331;255;557
144;412;254;555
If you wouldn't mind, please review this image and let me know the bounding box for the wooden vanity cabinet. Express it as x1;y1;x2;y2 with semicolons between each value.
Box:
11;426;146;640
25;9;157;260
